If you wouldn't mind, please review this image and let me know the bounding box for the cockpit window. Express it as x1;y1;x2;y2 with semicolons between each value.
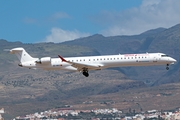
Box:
161;54;168;57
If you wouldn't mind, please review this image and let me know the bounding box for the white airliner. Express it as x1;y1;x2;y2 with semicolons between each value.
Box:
10;47;176;77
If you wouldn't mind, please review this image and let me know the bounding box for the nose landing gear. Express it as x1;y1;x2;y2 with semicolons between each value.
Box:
166;64;169;70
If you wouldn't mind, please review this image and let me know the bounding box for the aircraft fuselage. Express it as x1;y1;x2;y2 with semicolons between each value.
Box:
21;53;176;70
10;47;176;77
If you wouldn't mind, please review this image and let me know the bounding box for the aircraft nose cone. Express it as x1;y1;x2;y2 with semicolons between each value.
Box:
170;58;177;63
172;58;176;62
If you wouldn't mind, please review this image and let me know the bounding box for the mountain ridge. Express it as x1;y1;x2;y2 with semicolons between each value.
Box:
0;23;180;119
62;24;180;85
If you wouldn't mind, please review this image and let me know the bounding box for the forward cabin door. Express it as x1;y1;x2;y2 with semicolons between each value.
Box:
153;56;157;62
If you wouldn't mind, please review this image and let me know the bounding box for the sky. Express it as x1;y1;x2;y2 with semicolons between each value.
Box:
0;0;180;43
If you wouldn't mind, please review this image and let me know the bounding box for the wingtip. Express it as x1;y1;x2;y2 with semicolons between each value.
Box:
58;55;67;62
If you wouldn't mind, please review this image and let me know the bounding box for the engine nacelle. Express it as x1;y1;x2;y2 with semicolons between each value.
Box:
36;57;51;64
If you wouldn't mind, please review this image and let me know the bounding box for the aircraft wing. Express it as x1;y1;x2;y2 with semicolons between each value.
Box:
58;55;103;71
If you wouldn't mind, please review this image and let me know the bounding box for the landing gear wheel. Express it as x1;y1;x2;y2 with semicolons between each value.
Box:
82;68;89;77
166;67;169;70
83;71;89;77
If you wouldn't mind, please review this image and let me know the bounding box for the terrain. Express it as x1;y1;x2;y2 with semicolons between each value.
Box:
62;24;180;85
0;24;180;119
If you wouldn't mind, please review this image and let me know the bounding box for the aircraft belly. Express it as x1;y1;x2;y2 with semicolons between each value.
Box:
102;60;163;68
37;64;77;71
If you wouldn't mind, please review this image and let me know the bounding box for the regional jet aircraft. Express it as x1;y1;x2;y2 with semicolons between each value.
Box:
10;47;176;77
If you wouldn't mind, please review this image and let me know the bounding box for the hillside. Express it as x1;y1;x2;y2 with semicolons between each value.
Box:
0;24;180;119
62;27;167;55
62;24;180;85
0;39;144;119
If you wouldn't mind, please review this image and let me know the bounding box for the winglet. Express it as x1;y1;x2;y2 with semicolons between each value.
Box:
58;55;67;62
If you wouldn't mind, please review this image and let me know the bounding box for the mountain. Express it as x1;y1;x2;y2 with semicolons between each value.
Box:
62;24;180;85
140;27;166;36
0;39;144;119
0;24;180;119
62;27;167;55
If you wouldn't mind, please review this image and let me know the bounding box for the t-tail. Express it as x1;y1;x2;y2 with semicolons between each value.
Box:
10;47;36;64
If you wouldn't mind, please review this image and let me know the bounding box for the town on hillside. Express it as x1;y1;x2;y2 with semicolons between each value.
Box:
14;107;180;120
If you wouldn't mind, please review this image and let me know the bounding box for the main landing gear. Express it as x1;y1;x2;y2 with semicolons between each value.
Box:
82;68;89;77
166;64;169;70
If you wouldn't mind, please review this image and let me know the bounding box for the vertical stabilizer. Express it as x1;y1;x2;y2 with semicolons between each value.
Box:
10;48;35;62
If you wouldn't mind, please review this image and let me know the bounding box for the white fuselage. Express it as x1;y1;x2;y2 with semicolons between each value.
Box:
10;47;177;77
21;53;176;71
